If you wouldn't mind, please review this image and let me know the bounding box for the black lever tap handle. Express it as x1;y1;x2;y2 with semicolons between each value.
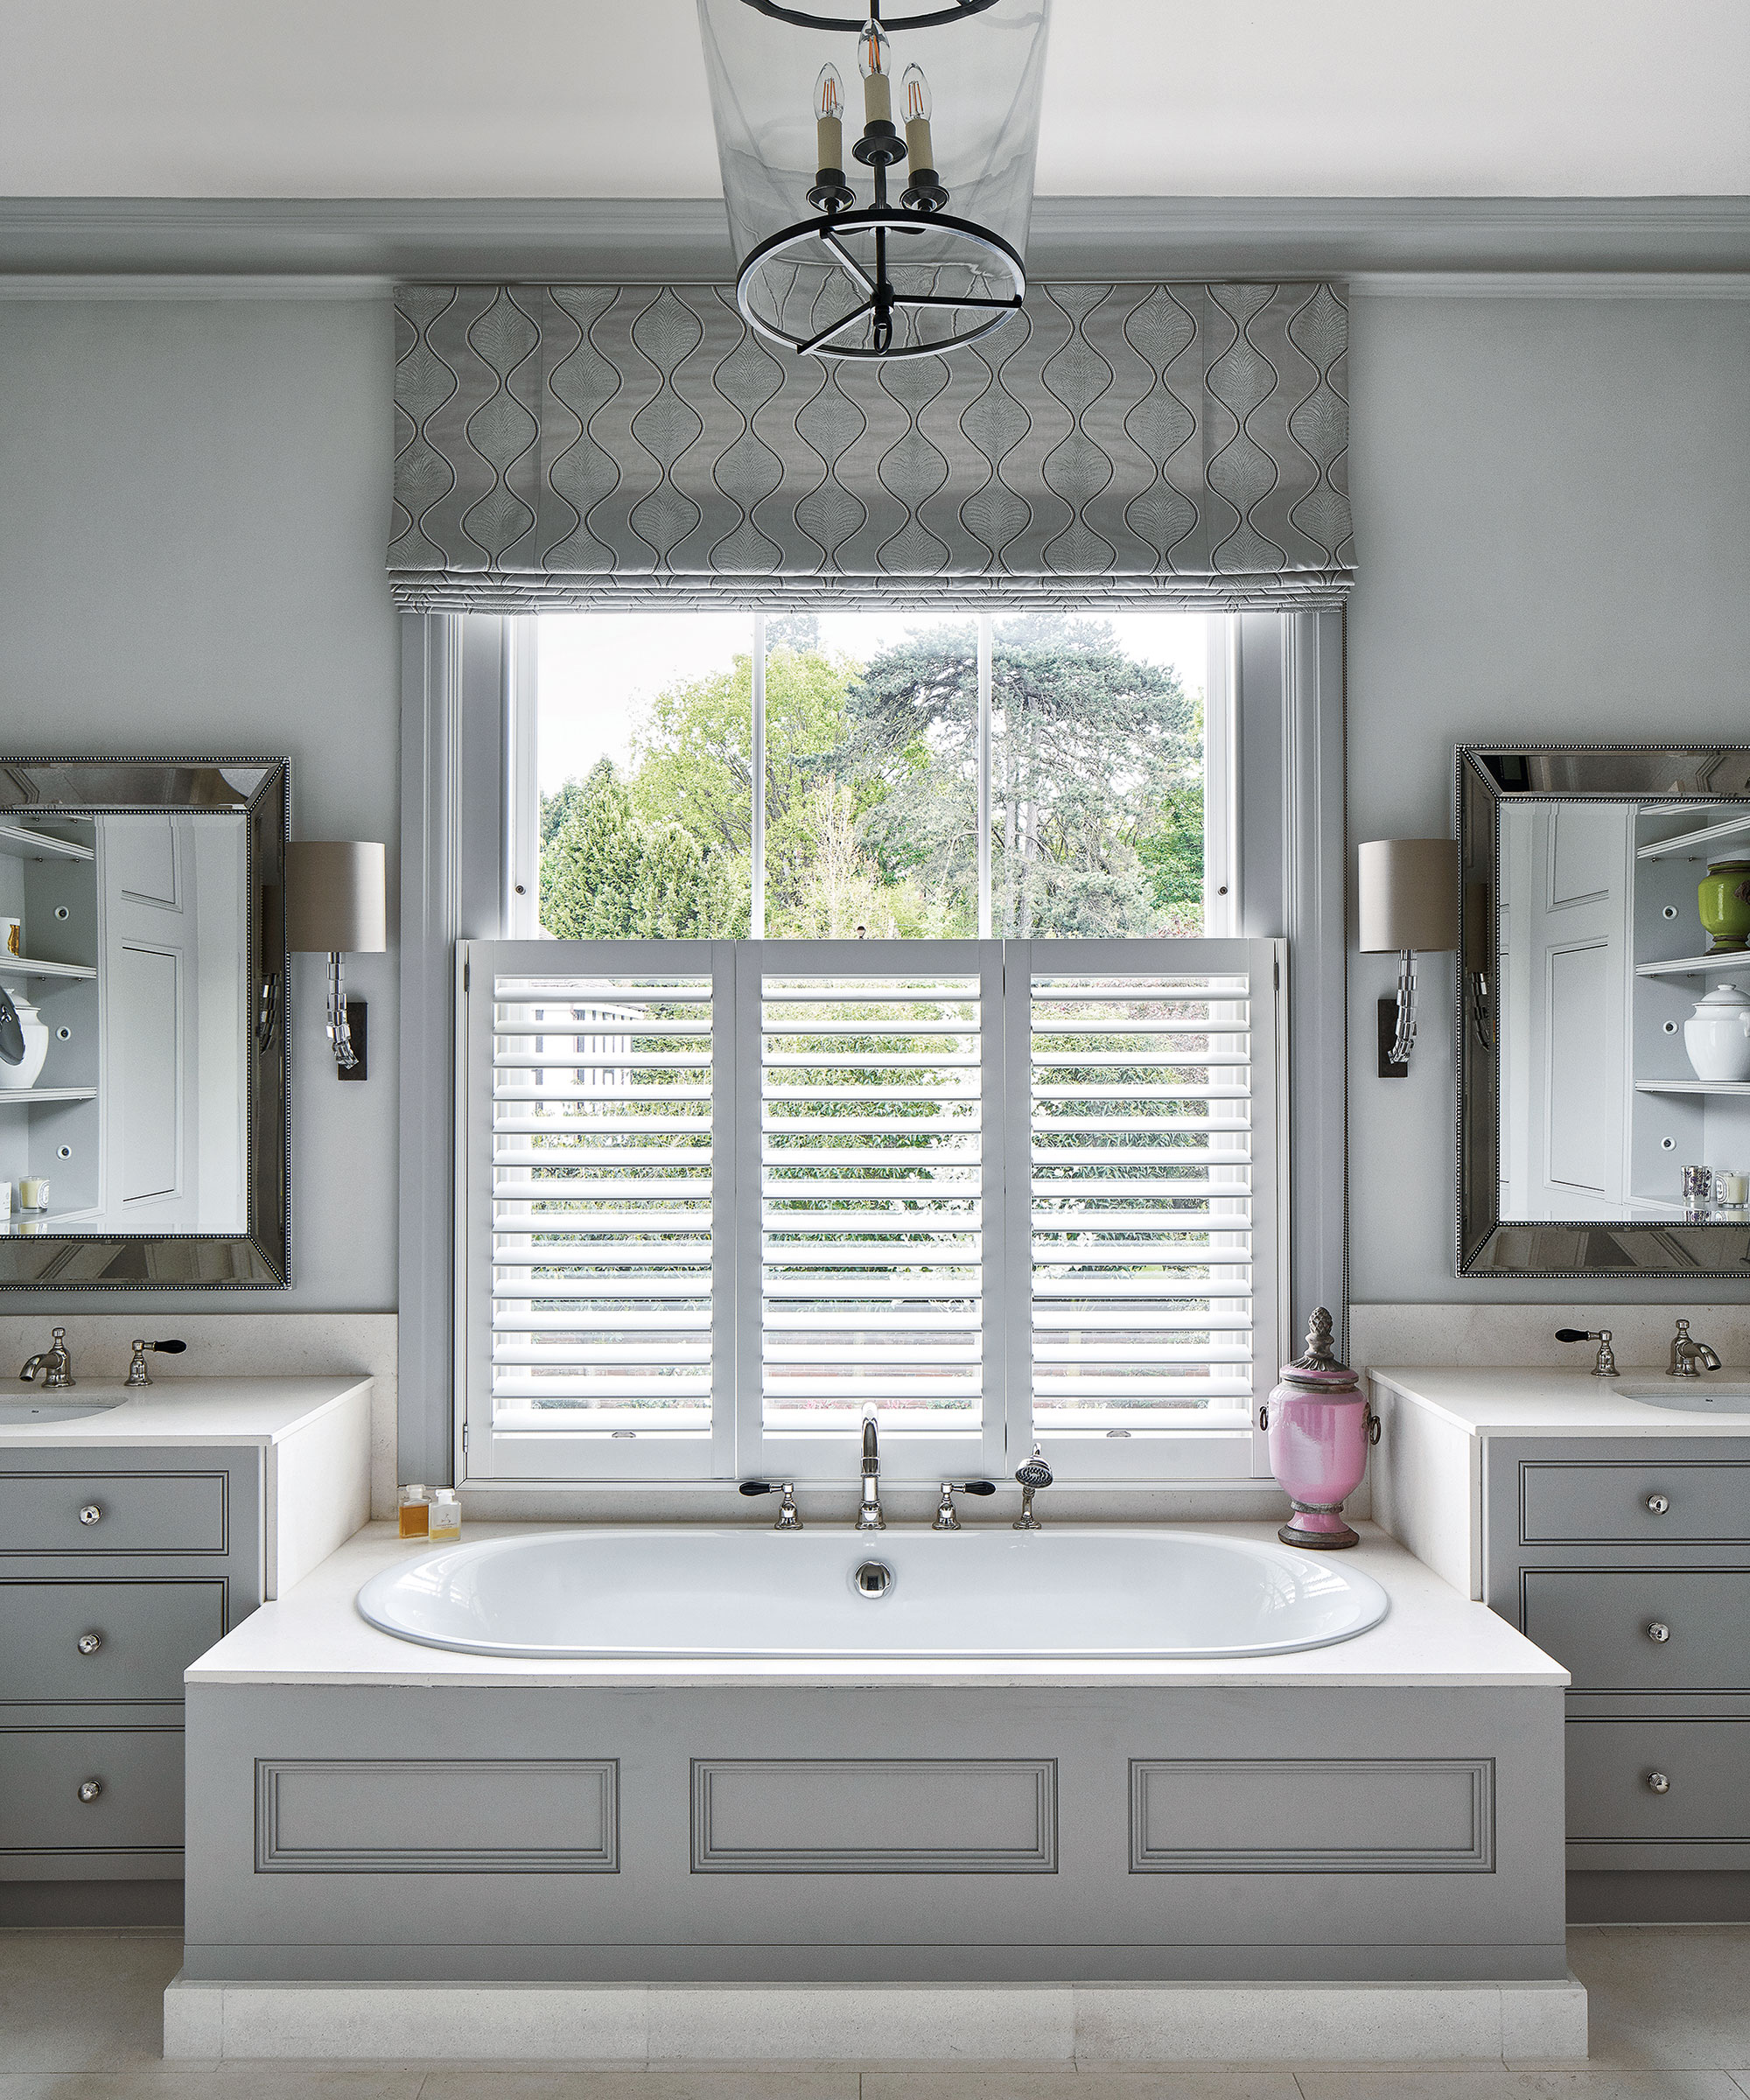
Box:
738;1480;777;1496
956;1480;998;1496
150;1340;188;1354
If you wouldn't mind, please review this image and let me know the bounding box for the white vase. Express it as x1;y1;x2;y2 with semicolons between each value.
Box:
0;992;48;1089
1684;984;1750;1085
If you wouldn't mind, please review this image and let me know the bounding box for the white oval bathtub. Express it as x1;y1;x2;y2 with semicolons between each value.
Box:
356;1526;1389;1661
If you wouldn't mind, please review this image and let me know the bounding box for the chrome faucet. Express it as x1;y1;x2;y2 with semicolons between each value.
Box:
124;1337;186;1389
932;1480;998;1531
20;1326;74;1389
856;1406;885;1531
1012;1444;1053;1530
1557;1327;1618;1376
738;1479;802;1530
1668;1319;1722;1379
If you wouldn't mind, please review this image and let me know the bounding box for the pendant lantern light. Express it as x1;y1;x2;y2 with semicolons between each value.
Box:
696;0;1050;360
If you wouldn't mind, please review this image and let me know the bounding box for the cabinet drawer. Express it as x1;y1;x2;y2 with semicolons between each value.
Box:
0;1727;183;1854
0;1580;226;1703
1568;1720;1750;1842
0;1470;227;1555
1523;1569;1750;1690
1520;1461;1750;1545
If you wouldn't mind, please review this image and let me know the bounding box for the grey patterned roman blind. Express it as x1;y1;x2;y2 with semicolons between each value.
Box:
389;281;1354;610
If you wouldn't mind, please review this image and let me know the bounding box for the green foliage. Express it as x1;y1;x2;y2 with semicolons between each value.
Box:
849;613;1201;938
539;618;1203;944
540;758;745;940
1138;781;1206;908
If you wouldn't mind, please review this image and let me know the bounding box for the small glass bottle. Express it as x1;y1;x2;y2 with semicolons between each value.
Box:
398;1483;430;1540
428;1488;461;1544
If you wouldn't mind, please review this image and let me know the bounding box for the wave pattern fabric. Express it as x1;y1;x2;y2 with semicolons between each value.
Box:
388;280;1354;610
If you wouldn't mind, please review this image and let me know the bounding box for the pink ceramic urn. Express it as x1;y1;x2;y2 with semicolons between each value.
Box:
1261;1307;1379;1550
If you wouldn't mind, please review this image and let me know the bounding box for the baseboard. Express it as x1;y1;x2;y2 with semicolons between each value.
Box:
1569;1869;1750;1924
0;1879;183;1928
164;1973;1588;2064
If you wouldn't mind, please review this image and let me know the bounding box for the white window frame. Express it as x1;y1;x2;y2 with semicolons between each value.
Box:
457;933;1285;1489
400;606;1348;1500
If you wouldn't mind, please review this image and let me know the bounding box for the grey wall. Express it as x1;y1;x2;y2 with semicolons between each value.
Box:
1345;290;1750;1306
0;295;400;1311
4;284;1746;1320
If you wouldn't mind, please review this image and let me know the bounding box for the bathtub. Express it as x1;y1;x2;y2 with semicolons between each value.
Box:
356;1523;1389;1661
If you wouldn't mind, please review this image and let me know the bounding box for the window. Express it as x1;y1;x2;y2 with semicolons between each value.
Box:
458;934;1284;1486
525;612;1226;947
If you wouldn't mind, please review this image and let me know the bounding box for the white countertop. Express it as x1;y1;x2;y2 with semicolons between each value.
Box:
1368;1364;1750;1439
0;1374;374;1448
185;1517;1567;1691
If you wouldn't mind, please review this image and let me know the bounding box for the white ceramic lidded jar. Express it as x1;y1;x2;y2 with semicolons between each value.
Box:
1684;985;1750;1085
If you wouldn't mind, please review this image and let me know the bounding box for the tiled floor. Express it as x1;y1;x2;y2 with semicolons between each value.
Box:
5;1928;1750;2098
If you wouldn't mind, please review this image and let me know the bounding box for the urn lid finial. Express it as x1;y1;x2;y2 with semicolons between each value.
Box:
1279;1307;1359;1390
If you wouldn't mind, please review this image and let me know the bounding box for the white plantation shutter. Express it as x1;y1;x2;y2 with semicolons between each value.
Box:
746;942;1002;1480
459;936;1283;1485
459;941;735;1480
1008;939;1284;1482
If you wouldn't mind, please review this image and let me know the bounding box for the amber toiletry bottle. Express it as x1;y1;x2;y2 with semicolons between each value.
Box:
398;1484;430;1539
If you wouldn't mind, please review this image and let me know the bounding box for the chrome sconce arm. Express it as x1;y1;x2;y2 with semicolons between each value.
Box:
1359;838;1460;1078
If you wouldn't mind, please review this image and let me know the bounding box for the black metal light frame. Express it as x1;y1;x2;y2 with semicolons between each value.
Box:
732;0;1026;360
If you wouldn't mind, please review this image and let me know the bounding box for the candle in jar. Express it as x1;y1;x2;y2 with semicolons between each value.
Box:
18;1178;47;1211
815;63;845;172
1721;1171;1749;1207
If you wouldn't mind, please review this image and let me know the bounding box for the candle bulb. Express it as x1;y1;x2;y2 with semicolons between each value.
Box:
900;63;934;175
815;62;844;175
858;19;892;128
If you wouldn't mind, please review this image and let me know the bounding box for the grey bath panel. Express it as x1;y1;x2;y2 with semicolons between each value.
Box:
182;1682;1568;1983
1518;1460;1750;1547
255;1758;618;1872
0;1468;228;1557
0;1580;226;1705
690;1758;1056;1873
1129;1757;1494;1873
1522;1568;1750;1691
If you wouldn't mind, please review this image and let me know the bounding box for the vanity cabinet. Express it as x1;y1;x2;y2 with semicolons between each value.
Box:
0;1445;263;1888
1483;1433;1750;1872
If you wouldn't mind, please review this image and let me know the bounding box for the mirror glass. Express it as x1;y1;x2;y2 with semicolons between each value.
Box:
1460;745;1750;1277
0;761;287;1287
1496;800;1750;1222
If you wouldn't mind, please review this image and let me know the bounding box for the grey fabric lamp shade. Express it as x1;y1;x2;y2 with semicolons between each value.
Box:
285;842;388;954
1357;838;1460;954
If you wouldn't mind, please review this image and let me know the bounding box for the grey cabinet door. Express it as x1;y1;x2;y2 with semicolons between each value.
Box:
1522;1569;1750;1690
0;1580;228;1704
1567;1720;1750;1841
0;1726;184;1857
1519;1462;1750;1546
0;1469;228;1556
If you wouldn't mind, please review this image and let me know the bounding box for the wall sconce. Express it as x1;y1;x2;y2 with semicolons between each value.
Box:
286;842;387;1081
1358;838;1460;1077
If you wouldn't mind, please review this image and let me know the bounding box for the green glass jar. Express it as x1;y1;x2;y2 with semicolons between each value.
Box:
1699;858;1750;953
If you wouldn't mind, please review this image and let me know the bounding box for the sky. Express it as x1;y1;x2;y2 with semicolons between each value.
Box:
536;612;1214;798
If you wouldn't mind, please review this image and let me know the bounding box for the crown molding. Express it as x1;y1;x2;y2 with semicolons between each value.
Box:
0;194;1745;287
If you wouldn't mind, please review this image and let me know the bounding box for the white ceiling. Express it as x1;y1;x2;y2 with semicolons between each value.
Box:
0;0;1745;200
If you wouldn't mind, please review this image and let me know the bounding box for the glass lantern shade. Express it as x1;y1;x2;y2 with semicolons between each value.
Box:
696;0;1050;359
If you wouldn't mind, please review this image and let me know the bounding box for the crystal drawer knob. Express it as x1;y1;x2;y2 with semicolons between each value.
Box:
77;1780;102;1803
78;1504;102;1526
76;1632;102;1657
1647;1771;1671;1794
1646;1494;1670;1515
1648;1622;1671;1643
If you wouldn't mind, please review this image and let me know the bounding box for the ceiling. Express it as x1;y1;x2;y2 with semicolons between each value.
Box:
0;0;1744;201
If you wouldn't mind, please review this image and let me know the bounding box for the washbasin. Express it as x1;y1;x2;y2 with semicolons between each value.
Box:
1614;1381;1750;1414
0;1396;124;1426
